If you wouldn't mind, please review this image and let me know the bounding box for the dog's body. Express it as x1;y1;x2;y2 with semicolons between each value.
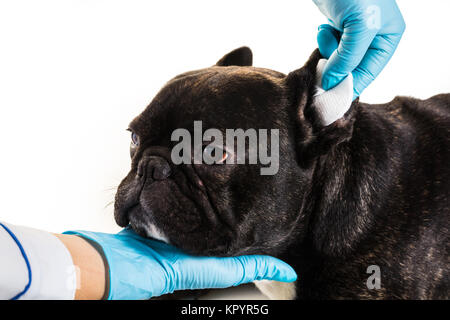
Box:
260;93;450;299
114;47;449;299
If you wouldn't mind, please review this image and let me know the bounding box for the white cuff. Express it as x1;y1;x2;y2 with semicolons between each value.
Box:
0;222;76;300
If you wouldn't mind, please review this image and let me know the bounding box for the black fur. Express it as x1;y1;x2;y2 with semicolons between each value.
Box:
114;47;449;299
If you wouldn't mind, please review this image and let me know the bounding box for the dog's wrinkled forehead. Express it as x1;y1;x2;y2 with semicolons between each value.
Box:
130;64;288;142
164;65;286;109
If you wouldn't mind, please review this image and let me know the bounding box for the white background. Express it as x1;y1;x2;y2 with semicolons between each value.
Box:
0;0;449;234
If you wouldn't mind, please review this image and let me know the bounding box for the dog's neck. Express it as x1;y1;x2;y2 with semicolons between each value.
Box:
301;101;397;258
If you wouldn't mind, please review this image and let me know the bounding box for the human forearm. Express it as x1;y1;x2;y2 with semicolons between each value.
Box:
54;234;106;300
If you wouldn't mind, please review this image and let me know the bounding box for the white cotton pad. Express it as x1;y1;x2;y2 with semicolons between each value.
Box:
313;59;354;126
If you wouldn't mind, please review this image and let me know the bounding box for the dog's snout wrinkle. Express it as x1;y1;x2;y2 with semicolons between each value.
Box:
137;155;172;182
152;159;172;180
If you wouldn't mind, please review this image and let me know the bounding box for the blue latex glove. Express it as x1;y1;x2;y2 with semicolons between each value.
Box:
313;0;406;99
63;227;297;300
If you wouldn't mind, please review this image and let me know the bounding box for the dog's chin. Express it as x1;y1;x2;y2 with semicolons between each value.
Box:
127;206;171;244
121;204;281;258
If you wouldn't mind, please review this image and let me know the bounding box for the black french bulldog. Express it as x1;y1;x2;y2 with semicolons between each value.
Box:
114;47;449;299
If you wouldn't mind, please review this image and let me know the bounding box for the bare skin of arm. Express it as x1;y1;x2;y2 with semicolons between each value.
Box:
54;234;106;300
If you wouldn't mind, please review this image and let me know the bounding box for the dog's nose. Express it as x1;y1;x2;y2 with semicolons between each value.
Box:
137;156;172;181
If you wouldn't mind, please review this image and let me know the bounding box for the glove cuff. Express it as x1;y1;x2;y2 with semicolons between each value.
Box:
63;230;112;299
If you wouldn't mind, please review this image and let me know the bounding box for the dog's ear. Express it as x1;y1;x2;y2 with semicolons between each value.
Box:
216;46;253;67
285;49;357;168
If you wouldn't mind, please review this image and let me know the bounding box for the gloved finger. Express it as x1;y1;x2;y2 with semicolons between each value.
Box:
352;33;403;98
173;254;297;291
117;226;137;236
232;255;297;286
317;24;341;59
322;21;378;91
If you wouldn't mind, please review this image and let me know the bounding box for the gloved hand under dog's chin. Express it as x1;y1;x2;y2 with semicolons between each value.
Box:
64;227;297;300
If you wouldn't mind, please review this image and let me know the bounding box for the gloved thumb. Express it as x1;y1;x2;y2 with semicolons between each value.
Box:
317;24;340;59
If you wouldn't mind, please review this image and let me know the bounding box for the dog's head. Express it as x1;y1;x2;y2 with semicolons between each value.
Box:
114;47;356;256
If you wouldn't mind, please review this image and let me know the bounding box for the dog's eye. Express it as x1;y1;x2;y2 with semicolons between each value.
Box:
131;132;139;146
203;145;229;164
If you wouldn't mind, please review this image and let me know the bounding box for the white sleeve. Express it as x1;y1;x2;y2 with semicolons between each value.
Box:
0;222;76;300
